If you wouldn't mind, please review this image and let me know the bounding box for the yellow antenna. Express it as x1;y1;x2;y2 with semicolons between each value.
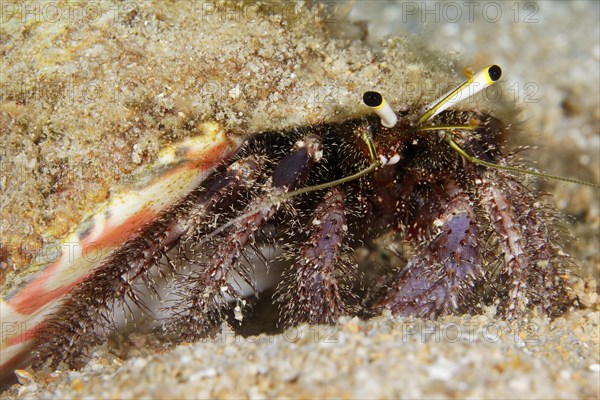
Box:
412;65;598;188
445;134;600;188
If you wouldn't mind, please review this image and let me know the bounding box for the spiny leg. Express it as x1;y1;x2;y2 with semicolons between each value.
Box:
442;121;573;318
32;156;263;368
479;177;530;317
276;187;357;327
377;183;484;318
480;174;572;318
507;180;572;315
168;135;323;341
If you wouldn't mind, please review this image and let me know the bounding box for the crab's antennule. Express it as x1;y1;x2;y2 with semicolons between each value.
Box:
418;65;502;125
363;91;398;128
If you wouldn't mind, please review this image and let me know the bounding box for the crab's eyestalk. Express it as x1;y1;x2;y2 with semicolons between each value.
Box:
363;91;398;128
418;65;502;125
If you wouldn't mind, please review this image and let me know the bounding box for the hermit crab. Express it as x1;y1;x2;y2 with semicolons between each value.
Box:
1;65;597;384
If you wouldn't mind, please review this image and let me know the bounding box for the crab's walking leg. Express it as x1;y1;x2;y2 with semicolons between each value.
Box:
0;129;239;383
277;188;356;326
505;179;571;315
379;186;484;318
481;176;571;318
169;135;323;340
480;179;530;317
30;156;263;368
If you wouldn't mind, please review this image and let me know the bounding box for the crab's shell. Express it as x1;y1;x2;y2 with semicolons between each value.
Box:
0;122;241;375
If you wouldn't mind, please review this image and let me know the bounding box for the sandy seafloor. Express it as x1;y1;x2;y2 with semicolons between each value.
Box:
1;0;599;399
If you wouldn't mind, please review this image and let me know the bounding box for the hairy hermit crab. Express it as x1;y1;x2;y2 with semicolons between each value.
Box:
1;65;597;384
